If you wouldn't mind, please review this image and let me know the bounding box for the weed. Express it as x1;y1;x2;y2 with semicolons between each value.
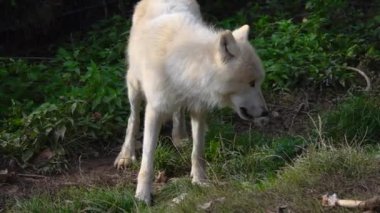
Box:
323;95;380;144
154;141;191;177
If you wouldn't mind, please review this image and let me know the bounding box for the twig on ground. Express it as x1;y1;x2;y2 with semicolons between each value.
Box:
344;66;371;91
267;104;312;114
17;173;47;179
289;102;306;130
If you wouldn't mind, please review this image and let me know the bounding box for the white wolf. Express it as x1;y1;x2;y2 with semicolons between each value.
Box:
114;0;269;204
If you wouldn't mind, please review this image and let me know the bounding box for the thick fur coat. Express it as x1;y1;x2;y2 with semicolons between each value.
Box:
114;0;268;204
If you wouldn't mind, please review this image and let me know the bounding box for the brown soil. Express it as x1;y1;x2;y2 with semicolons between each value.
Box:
0;157;137;211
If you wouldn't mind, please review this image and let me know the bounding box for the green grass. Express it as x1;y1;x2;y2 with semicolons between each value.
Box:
323;95;380;144
154;145;380;213
12;186;148;213
154;141;191;177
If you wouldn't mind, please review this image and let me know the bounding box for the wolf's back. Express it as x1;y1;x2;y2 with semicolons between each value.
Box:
132;0;201;24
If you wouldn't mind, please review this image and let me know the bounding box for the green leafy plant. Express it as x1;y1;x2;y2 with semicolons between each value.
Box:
0;16;131;173
214;0;380;91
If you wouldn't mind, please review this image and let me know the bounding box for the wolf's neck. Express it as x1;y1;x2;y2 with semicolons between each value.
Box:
168;26;225;109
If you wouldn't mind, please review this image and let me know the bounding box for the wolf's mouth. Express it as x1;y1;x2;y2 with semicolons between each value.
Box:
239;107;253;120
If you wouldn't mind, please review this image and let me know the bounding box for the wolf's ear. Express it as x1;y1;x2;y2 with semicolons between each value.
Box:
218;30;240;62
232;25;250;41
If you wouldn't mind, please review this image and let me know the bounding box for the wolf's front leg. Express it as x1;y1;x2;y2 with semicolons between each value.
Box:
114;80;141;169
135;105;162;205
190;111;208;185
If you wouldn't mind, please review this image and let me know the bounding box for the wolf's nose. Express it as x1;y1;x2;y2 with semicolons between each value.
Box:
261;111;269;117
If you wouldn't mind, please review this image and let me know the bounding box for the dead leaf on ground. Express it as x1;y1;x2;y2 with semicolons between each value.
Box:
32;148;55;166
197;197;225;211
155;170;168;184
171;193;188;205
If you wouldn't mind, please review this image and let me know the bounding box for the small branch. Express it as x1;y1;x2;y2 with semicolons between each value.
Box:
344;66;371;91
289;102;306;130
17;173;47;179
267;104;311;114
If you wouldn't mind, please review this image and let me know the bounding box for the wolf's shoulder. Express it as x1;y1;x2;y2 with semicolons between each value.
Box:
133;0;201;24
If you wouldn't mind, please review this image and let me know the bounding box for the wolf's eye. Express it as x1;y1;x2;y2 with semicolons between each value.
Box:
249;81;255;87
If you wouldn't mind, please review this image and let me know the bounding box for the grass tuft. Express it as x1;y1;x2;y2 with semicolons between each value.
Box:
323;95;380;144
159;145;380;212
12;186;148;213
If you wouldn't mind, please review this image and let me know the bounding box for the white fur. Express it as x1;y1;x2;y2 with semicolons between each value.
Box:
114;0;268;204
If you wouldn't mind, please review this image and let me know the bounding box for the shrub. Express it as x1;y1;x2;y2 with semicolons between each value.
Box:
0;16;130;173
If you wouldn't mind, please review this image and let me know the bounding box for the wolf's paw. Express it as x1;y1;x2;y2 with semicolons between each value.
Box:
191;168;208;186
191;178;210;187
114;153;136;169
135;186;152;205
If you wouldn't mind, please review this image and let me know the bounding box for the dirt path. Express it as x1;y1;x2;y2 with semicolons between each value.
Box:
0;157;137;211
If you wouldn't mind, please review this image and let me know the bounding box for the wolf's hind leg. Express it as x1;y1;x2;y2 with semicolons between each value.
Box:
172;108;189;147
114;78;142;169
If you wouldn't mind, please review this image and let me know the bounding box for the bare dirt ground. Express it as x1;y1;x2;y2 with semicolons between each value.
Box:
0;156;138;211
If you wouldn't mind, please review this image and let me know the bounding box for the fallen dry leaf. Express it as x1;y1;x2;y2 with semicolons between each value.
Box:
171;193;188;205
197;197;225;211
32;148;55;166
155;170;168;184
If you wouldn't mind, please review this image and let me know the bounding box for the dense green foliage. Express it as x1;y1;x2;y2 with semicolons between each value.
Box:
1;1;379;174
221;0;380;90
0;16;130;173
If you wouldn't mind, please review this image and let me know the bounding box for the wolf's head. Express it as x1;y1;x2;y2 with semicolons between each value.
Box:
215;25;269;123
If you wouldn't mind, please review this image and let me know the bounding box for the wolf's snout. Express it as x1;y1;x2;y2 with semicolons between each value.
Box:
239;107;269;121
240;107;253;119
